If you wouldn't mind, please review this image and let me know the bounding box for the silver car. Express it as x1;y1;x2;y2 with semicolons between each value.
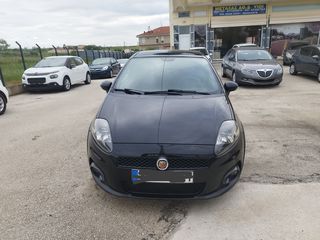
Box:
222;47;283;86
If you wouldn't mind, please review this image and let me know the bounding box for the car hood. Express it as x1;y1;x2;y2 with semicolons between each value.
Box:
238;60;280;69
24;67;64;75
98;93;233;145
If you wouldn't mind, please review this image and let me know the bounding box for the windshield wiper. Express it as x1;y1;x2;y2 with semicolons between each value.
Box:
145;89;211;95
114;88;144;95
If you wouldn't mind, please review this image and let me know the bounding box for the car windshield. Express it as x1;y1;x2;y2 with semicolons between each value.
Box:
92;58;111;65
237;50;272;61
118;59;128;64
114;57;222;94
35;58;67;68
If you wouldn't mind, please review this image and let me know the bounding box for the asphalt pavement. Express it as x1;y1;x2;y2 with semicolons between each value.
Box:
0;67;319;240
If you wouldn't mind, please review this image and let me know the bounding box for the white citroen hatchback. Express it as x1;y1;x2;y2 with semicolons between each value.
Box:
0;76;9;115
22;56;91;91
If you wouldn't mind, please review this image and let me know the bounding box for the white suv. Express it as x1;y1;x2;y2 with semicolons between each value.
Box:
22;56;91;91
0;76;9;115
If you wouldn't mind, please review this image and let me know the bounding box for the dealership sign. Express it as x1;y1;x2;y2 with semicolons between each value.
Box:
213;4;266;16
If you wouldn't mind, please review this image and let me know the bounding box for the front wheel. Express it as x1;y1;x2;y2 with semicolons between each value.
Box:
0;94;7;115
222;67;227;78
232;72;237;82
63;77;71;91
109;70;113;78
318;72;320;83
289;64;297;75
84;73;91;84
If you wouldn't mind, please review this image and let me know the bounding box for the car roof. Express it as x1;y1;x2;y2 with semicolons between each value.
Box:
190;47;206;50
233;43;257;48
233;47;266;51
133;50;203;58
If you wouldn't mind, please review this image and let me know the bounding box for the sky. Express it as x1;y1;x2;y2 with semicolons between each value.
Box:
0;0;169;48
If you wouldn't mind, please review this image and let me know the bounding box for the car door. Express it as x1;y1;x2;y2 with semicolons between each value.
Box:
111;58;120;74
75;57;87;81
66;58;78;83
224;50;236;77
298;47;313;74
309;47;320;76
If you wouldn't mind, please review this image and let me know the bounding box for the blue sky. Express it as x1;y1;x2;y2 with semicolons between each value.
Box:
0;0;169;48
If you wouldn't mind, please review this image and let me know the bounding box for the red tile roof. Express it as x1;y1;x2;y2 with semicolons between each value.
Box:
137;26;170;37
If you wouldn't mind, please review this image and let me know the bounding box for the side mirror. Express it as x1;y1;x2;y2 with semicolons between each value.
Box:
312;55;319;61
224;81;238;94
100;80;112;92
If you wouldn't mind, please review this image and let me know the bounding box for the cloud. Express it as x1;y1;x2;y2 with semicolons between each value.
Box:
0;0;169;48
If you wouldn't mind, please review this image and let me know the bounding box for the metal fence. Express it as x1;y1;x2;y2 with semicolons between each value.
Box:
0;42;135;85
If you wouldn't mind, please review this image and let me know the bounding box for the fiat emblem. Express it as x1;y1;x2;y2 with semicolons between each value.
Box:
156;157;169;171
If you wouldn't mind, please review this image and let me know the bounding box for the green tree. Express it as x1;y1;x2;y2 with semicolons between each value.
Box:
0;39;9;50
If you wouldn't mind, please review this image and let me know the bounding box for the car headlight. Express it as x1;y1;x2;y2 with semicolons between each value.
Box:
241;68;255;75
103;66;110;70
215;120;240;155
276;65;283;74
50;74;59;79
91;119;113;152
22;75;26;80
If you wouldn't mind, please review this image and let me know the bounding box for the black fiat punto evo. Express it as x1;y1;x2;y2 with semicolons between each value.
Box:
87;50;245;199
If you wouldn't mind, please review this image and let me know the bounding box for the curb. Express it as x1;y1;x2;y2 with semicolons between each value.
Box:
7;84;25;96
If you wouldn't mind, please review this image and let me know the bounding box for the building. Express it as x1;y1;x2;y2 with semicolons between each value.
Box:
169;0;320;58
137;26;170;50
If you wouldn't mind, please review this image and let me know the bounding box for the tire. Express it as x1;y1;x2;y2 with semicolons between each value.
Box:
0;93;7;115
84;72;91;85
318;72;320;83
289;64;297;75
109;70;113;78
222;67;227;78
63;77;71;91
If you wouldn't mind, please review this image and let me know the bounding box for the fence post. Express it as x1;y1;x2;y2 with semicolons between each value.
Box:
15;41;26;70
52;45;58;56
75;46;80;57
84;49;89;64
64;45;70;55
35;43;43;60
103;50;106;57
92;50;95;60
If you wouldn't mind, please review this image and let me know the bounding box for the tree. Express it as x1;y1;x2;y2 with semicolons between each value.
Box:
0;39;9;50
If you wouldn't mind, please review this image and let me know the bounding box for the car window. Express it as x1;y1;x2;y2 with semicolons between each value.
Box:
75;57;83;66
69;58;77;66
114;57;222;94
229;51;235;61
300;47;312;56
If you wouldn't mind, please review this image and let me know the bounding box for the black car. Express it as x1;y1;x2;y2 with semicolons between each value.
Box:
290;45;320;82
283;41;309;66
87;50;245;199
222;47;283;86
89;57;120;79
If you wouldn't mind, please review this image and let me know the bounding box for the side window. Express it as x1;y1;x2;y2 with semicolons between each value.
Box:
300;47;312;56
229;51;235;61
75;57;83;66
69;58;77;67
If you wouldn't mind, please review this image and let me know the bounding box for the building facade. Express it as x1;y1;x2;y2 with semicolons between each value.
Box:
169;0;320;58
137;26;170;50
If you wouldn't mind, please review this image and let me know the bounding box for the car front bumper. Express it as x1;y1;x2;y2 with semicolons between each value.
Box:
237;71;283;86
22;82;62;91
90;69;111;79
87;130;245;199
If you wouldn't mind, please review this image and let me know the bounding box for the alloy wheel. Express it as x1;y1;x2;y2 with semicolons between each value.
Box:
0;95;5;113
64;78;71;91
289;64;296;75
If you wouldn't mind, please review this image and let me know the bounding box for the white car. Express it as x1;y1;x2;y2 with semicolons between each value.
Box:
0;77;9;115
190;47;212;63
22;56;91;91
233;43;257;48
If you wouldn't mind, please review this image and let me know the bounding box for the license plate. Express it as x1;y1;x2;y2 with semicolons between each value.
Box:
131;169;194;184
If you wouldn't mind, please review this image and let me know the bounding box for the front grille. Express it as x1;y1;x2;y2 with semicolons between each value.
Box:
117;155;212;169
27;78;46;84
257;70;273;78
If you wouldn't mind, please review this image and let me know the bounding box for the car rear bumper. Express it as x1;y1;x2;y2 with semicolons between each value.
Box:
87;130;245;199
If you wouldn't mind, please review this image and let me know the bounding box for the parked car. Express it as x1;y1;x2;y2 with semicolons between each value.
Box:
87;50;245;199
283;41;309;66
233;43;257;48
89;58;120;79
0;75;9;115
117;59;129;68
290;45;320;82
22;56;91;91
190;47;212;63
222;47;283;86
